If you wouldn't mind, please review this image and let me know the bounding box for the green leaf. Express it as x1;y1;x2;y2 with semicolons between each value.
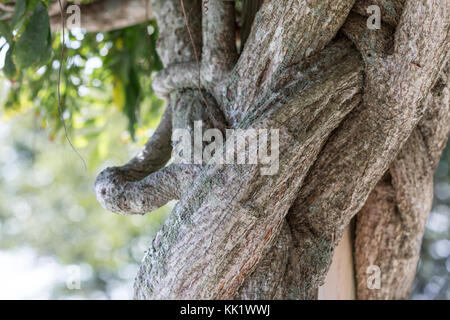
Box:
37;29;53;65
14;2;50;69
10;0;27;29
4;44;17;80
0;21;12;43
124;66;140;140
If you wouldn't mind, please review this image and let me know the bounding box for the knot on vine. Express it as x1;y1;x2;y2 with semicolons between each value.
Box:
152;62;199;99
94;166;134;215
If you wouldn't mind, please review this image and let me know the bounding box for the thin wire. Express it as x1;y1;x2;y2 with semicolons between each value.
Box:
57;0;87;171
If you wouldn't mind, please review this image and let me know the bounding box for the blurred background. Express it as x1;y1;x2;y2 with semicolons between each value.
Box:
0;1;448;300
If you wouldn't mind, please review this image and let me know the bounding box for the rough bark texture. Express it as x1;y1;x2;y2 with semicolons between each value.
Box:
134;40;363;299
90;0;450;300
287;0;448;298
222;0;356;125
355;62;449;300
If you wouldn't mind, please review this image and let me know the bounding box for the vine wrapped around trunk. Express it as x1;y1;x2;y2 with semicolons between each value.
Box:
92;0;449;300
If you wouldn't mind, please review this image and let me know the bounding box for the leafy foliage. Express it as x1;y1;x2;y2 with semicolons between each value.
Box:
14;2;51;68
0;113;171;298
1;1;51;75
0;0;163;142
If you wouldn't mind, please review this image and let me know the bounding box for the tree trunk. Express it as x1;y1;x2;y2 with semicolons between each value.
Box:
93;0;449;300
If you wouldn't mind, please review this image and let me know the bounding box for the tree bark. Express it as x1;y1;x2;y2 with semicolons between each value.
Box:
354;61;449;299
91;0;449;300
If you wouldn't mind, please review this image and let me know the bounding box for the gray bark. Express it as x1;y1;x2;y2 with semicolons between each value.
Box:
91;0;449;300
355;61;449;299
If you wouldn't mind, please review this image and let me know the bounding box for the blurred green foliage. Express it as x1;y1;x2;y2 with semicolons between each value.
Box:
0;113;171;298
0;0;171;298
0;0;163;141
412;145;450;299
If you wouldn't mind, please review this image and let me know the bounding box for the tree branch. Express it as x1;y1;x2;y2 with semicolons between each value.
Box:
95;163;200;215
0;2;15;13
150;0;201;67
240;0;264;50
287;0;449;298
355;61;449;299
94;108;176;214
134;40;363;299
201;0;238;87
222;0;356;125
152;62;198;99
94;0;210;215
123;108;173;179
